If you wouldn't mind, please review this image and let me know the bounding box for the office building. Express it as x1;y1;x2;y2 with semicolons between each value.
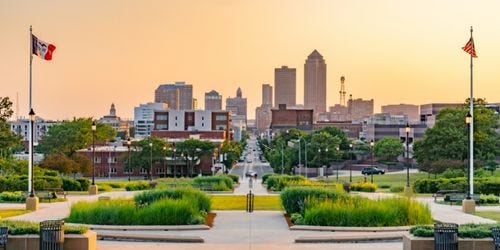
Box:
134;102;168;138
226;87;247;126
204;90;223;110
274;66;296;108
382;104;419;123
304;50;327;119
154;82;193;110
262;84;273;106
347;98;374;122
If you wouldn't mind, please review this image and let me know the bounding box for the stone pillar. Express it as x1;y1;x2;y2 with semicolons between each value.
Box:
89;184;98;195
26;196;39;211
462;199;476;214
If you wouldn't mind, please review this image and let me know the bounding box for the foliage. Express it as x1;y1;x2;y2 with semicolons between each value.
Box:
265;175;306;191
302;197;433;227
280;186;346;214
68;188;210;225
134;187;211;212
0;191;25;202
37;117;116;156
374;137;404;161
40;153;78;175
390;186;404;193
62;178;82;191
128;136;169;179
411;224;500;238
350;182;378;192
412;177;500;195
193;175;233;191
226;174;239;183
0;220;88;235
261;173;276;184
125;181;150;191
76;178;90;191
440;168;465;178
175;138;216;176
0;96;14;121
479;194;499;204
0;158;28;175
0;96;21;156
220;140;243;170
414;104;500;173
290;213;304;225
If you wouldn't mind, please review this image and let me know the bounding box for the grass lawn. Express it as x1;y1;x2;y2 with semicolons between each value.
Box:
336;172;429;190
0;209;29;218
210;195;282;210
474;211;500;222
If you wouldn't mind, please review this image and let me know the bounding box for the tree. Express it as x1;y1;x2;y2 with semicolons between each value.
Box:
307;132;341;168
128;136;168;179
40;153;78;175
0;97;21;156
175;139;215;176
38;118;116;156
220;140;242;170
374;137;404;161
413;102;499;173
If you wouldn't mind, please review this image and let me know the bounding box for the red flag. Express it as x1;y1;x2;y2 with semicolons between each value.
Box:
462;37;477;58
32;35;56;60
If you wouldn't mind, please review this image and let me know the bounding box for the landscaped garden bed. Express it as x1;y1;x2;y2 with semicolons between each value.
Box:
66;187;211;225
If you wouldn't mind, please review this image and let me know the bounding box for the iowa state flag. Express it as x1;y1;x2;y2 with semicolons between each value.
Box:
32;35;56;60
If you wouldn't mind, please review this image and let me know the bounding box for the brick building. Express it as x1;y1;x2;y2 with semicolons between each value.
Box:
270;104;313;133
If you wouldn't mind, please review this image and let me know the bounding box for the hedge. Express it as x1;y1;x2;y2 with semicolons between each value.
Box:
280;186;345;214
0;220;87;235
411;224;499;238
350;182;378;192
413;177;500;195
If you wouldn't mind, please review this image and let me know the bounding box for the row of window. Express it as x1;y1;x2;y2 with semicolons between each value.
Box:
94;157;118;163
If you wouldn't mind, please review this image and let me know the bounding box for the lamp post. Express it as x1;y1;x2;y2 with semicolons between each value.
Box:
163;146;167;178
281;142;284;175
149;141;153;181
172;148;177;178
465;113;472;200
349;143;353;182
405;123;411;187
89;121;98;195
370;140;374;183
318;148;328;177
304;141;308;178
29;109;35;197
127;138;131;181
336;146;340;181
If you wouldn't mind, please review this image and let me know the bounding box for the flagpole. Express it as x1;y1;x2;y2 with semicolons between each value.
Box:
28;25;33;195
469;26;474;196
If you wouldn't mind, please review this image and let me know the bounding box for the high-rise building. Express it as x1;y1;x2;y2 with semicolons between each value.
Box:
204;90;222;110
226;87;247;132
420;103;462;128
347;98;374;122
134;102;168;138
154;82;193;110
262;84;273;106
381;104;419;123
304;50;327;119
274;66;296;108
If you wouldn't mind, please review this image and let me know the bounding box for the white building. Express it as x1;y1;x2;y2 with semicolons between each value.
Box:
9;117;60;142
134;102;168;139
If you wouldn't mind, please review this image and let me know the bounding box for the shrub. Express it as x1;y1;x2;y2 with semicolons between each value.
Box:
266;175;306;191
390;186;404;193
379;183;391;189
67;199;137;225
62;178;81;191
411;224;498;238
76;178;90;191
413;177;500;195
193;176;233;191
98;184;112;192
136;198;205;225
280;186;345;214
440;168;465;178
302;197;433;227
290;213;304;225
262;173;276;184
479;194;499;204
0;220;88;235
0;191;25;202
477;179;500;196
125;181;150;191
134;187;211;212
226;174;239;184
350;182;378;192
34;176;62;190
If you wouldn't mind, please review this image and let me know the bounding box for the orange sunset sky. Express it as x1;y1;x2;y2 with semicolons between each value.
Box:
1;0;499;120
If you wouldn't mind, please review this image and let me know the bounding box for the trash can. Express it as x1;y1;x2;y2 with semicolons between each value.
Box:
434;223;458;250
40;220;64;250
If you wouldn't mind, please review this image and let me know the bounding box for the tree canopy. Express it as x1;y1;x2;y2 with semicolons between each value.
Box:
0;97;21;156
374;137;404;161
413;100;499;173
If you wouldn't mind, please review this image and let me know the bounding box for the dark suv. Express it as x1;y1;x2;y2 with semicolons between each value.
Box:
361;167;385;175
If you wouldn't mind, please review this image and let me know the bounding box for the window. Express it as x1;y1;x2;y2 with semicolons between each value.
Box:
94;157;101;163
175;123;177;127
156;115;168;121
202;123;204;127
216;115;227;121
140;168;148;174
217;125;227;130
156;124;168;130
201;116;204;121
175;116;178;120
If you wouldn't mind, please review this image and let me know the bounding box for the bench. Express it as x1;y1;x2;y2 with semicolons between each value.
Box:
43;188;67;199
37;191;56;202
445;193;480;205
433;190;459;201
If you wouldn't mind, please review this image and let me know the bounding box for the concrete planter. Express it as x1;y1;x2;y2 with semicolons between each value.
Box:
403;233;494;250
7;231;96;250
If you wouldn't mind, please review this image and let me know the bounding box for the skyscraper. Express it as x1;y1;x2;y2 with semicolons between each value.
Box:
226;87;247;127
274;66;296;108
304;50;327;119
262;84;273;106
154;82;193;110
204;90;222;110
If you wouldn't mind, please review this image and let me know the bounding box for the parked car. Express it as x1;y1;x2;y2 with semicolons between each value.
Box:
361;167;385;175
245;171;257;178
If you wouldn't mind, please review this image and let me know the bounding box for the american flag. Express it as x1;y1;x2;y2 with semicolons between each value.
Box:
462;37;477;58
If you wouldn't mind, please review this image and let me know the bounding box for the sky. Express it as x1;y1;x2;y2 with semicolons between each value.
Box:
1;0;499;121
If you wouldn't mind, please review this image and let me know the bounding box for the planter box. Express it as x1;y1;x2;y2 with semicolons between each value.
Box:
403;233;494;250
7;231;96;250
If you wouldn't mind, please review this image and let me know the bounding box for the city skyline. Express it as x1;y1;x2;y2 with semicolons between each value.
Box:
2;0;500;120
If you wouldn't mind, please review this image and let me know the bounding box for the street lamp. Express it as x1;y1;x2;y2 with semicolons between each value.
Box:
304;141;308;178
281;142;284;175
172;148;177;178
336;146;340;181
370;140;375;183
127;138;131;181
405;123;411;188
465;112;472;200
149;141;153;181
163;146;167;178
91;121;96;185
349;143;353;182
29;109;35;197
318;148;328;177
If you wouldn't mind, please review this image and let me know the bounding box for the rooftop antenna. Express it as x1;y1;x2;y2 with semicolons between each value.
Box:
339;76;346;106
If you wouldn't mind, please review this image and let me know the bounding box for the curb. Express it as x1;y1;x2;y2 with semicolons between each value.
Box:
295;232;403;243
97;232;204;243
67;223;210;231
290;225;411;232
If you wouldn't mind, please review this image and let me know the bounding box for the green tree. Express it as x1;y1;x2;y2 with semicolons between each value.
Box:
413;102;499;173
128;137;168;179
374;137;404;161
220;140;242;171
175;138;215;176
37;118;116;156
0;97;22;157
0;97;14;121
39;153;78;175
